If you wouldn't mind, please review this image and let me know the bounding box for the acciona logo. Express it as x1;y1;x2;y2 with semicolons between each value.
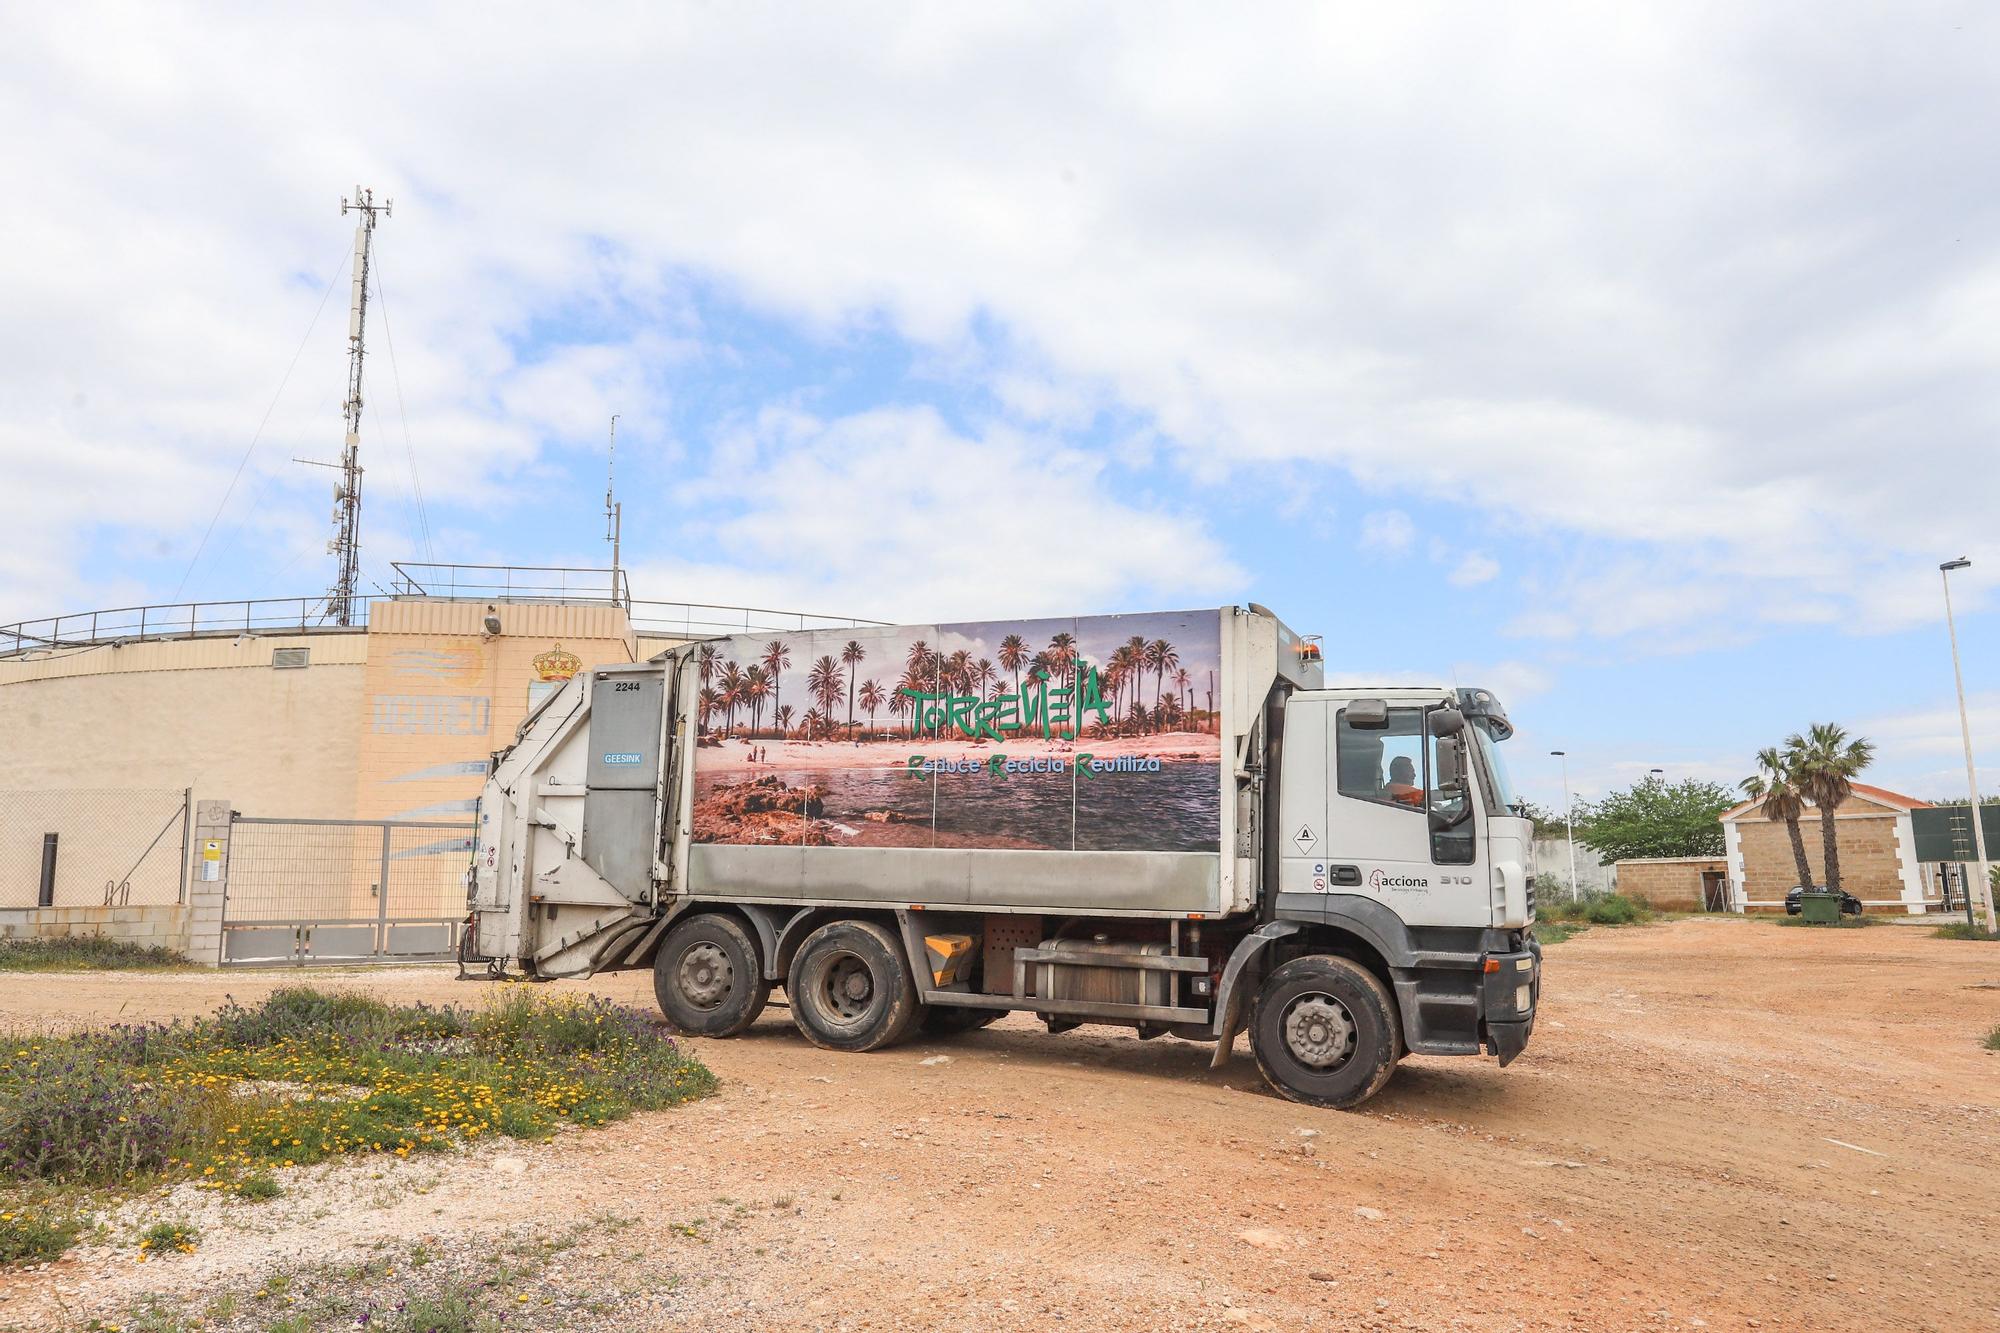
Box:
1369;869;1430;892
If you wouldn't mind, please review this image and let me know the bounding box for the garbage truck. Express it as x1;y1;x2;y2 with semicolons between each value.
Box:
465;604;1539;1108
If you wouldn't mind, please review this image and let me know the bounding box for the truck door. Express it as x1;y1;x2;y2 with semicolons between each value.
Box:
1287;700;1487;929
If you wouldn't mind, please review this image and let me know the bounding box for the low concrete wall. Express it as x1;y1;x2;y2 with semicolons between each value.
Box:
0;903;191;955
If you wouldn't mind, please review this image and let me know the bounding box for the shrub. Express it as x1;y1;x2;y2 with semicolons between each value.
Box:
1530;921;1584;946
1537;891;1652;927
138;1219;199;1255
0;1044;220;1183
0;937;185;972
236;1172;282;1201
1933;922;2000;942
1984;1025;2000;1052
0;1208;79;1265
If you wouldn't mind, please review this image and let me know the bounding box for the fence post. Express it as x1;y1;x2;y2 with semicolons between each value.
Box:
176;788;193;905
37;834;57;908
376;823;393;960
185;800;234;966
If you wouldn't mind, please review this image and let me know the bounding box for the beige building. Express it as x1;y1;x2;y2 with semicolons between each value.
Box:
1612;856;1731;912
1719;783;1931;914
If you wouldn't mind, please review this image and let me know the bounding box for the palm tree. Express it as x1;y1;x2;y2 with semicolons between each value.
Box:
945;649;974;695
1047;632;1078;697
808;654;845;726
742;664;771;739
841;640;865;736
858;679;884;737
1787;723;1877;898
698;643;718;691
1144;638;1178;734
887;680;912;737
774;703;795;738
1742;747;1816;893
716;661;744;736
974;657;997;700
1174;666;1192;726
998;634;1027;698
761;640;791;738
697;686;721;735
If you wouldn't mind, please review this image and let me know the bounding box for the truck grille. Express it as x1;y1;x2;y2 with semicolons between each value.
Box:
1524;874;1537;922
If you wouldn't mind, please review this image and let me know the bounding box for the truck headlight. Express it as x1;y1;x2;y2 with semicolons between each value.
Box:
1515;983;1532;1013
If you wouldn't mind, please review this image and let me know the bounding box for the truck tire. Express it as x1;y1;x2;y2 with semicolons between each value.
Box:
1250;955;1399;1110
653;914;770;1038
788;920;924;1053
921;1006;1005;1037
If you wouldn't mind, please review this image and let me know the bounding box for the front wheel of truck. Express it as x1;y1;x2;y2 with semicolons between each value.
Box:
653;914;770;1037
788;919;924;1053
1250;955;1399;1110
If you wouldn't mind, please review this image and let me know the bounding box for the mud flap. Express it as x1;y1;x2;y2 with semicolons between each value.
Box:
1209;921;1303;1069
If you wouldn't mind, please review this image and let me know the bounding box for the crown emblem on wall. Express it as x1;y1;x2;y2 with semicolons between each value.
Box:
532;644;582;682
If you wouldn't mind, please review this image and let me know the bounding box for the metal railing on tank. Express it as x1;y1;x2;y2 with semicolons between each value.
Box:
0;596;370;658
388;562;632;608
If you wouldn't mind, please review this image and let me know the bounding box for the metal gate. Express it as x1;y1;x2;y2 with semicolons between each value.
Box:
221;818;475;965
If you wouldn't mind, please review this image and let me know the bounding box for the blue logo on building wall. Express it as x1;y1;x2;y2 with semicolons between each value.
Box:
602;752;643;766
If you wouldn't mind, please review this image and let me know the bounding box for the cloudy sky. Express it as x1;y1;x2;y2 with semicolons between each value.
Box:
4;3;1997;806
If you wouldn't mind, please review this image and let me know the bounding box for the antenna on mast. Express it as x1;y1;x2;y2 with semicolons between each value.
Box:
604;414;623;600
321;186;391;626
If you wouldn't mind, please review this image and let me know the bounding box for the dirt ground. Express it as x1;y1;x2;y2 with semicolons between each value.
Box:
3;916;1998;1331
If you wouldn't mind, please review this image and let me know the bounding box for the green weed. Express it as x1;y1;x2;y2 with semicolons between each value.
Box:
0;937;186;972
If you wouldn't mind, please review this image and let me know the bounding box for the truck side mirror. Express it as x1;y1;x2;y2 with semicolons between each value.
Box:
1347;698;1390;730
1430;706;1466;737
1434;735;1463;786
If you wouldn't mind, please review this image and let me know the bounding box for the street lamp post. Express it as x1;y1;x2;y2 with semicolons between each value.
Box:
1940;558;1995;935
1551;750;1579;902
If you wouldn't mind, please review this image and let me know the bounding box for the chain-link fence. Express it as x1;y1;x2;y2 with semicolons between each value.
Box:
0;788;189;908
222;818;474;963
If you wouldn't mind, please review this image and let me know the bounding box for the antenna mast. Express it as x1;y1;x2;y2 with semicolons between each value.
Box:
604;414;623;599
326;186;390;626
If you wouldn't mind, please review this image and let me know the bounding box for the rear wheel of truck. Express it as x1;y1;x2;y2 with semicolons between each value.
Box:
788;920;923;1053
1250;955;1398;1110
653;914;770;1038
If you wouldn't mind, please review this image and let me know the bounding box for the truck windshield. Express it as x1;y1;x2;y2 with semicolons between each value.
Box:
1471;719;1523;816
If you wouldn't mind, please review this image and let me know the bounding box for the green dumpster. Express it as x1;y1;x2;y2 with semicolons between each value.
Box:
1799;891;1843;924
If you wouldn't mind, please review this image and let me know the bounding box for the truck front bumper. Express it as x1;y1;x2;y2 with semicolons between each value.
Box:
1481;938;1541;1066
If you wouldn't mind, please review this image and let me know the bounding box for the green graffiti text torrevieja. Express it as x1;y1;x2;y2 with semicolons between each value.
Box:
899;665;1112;742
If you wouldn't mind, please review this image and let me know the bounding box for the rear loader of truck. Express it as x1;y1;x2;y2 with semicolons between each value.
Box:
466;604;1539;1109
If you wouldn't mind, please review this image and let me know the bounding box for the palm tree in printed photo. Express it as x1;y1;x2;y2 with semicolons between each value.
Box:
697;686;721;735
698;643;718;692
808;654;845;737
887;679;911;738
1144;638;1178;732
716;660;744;737
743;664;771;738
975;657;997;701
1047;631;1078;698
998;633;1027;698
774;704;795;738
858;679;884;738
761;640;791;738
842;639;866;736
1175;666;1193;723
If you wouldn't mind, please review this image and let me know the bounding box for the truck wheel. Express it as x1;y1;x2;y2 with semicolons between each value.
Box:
922;1006;1004;1037
788;920;923;1053
1250;955;1399;1110
653;915;770;1038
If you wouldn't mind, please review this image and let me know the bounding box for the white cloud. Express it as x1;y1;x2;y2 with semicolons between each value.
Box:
1448;552;1500;588
1358;510;1415;558
631;405;1242;623
2;4;1998;646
